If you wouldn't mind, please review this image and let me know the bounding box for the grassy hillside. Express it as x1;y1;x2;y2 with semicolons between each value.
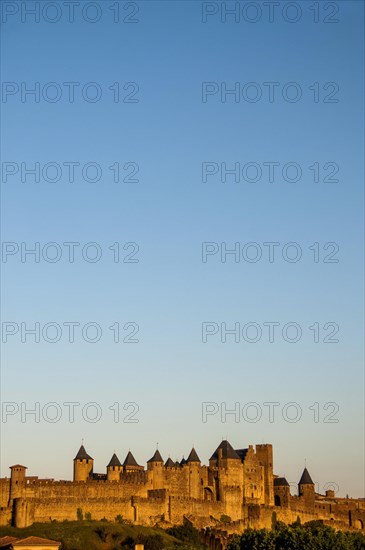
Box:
0;520;205;550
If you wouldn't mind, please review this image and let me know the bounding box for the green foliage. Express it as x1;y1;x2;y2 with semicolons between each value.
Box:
227;522;365;550
4;518;363;550
230;528;276;549
76;508;83;521
271;511;277;530
291;515;301;526
166;522;202;545
84;512;92;521
144;534;164;550
220;514;232;524
120;535;135;548
120;533;165;549
115;514;125;524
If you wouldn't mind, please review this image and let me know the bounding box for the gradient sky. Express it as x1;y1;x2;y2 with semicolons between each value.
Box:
0;1;364;498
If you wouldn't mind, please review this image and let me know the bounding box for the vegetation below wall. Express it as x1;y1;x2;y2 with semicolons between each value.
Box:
0;520;205;550
1;518;365;549
227;521;365;550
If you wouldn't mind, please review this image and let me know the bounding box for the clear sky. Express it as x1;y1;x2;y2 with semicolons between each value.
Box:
0;1;364;498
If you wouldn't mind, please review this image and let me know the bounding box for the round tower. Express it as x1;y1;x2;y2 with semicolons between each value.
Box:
123;451;143;473
73;445;94;481
107;453;122;481
298;467;315;511
147;449;164;489
164;457;176;469
187;447;201;499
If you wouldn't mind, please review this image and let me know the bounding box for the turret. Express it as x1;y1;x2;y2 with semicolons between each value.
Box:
187;448;200;464
274;477;290;508
9;465;27;505
164;458;175;469
73;445;93;481
123;451;143;472
107;453;122;481
298;467;315;510
187;447;201;498
147;449;164;489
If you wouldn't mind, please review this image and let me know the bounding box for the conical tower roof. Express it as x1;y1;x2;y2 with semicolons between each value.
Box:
165;458;175;468
210;440;240;460
147;449;164;463
180;457;187;466
299;467;314;485
74;445;93;461
123;451;139;467
187;447;200;463
107;453;122;467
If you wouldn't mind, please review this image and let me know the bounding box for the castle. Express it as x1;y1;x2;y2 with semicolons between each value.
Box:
0;440;364;534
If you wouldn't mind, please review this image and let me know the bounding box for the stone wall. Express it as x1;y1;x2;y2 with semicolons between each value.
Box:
13;496;142;527
23;478;148;501
168;496;225;524
0;505;11;526
0;479;10;508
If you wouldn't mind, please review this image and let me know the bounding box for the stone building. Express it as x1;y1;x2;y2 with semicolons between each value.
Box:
0;440;364;533
0;536;61;549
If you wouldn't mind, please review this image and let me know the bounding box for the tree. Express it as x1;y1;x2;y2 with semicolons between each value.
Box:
271;511;277;530
227;523;365;550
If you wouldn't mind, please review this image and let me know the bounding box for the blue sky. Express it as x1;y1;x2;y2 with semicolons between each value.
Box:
1;1;364;497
